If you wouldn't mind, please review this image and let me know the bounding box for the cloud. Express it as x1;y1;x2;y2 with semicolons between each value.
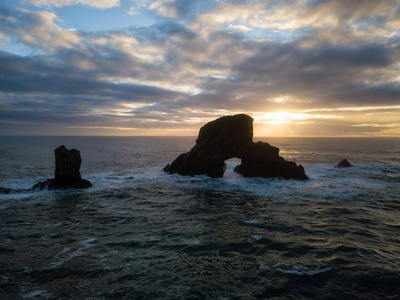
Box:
1;0;400;136
0;7;81;51
149;0;177;18
21;0;120;9
303;0;397;25
301;44;392;68
128;0;151;15
191;0;400;40
225;36;400;107
0;46;187;135
130;20;197;42
229;24;252;32
0;50;183;98
148;0;218;19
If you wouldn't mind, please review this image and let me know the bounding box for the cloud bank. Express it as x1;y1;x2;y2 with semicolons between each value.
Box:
0;0;399;136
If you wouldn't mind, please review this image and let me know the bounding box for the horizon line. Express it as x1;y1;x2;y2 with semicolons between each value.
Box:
1;135;400;138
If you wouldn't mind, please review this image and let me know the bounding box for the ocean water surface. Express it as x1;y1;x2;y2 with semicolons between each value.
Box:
0;136;399;299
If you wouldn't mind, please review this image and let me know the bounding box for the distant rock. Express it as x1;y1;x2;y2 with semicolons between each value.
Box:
336;159;352;168
32;145;92;190
164;114;308;180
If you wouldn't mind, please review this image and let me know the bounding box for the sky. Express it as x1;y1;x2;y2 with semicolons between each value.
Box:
0;0;400;137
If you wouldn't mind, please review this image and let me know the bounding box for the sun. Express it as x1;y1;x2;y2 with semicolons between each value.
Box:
252;109;345;137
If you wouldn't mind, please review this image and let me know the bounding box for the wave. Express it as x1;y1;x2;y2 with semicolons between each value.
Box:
1;162;399;203
51;238;97;269
260;263;332;276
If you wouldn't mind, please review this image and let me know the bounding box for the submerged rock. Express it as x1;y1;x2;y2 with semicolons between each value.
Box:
164;114;308;180
336;159;352;168
33;145;92;190
0;187;16;194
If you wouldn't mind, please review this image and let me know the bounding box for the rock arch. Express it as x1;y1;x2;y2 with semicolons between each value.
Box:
164;114;308;180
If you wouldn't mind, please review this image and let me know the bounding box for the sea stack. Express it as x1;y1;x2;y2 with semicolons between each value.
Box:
164;114;308;180
336;159;352;168
33;145;92;190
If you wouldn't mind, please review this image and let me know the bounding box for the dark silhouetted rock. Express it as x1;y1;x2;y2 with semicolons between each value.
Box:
164;114;253;178
1;145;92;194
0;187;32;194
336;159;352;168
0;187;15;194
32;145;92;190
164;114;308;180
234;142;308;180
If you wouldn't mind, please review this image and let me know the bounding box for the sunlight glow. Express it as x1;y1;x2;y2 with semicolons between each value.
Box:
304;105;400;112
272;96;290;103
254;111;341;124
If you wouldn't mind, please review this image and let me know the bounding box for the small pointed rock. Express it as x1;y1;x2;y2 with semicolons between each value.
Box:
336;159;352;168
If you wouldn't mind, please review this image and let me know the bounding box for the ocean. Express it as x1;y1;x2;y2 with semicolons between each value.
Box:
0;136;399;299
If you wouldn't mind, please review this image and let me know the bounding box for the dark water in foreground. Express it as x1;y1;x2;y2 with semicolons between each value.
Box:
0;136;399;299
